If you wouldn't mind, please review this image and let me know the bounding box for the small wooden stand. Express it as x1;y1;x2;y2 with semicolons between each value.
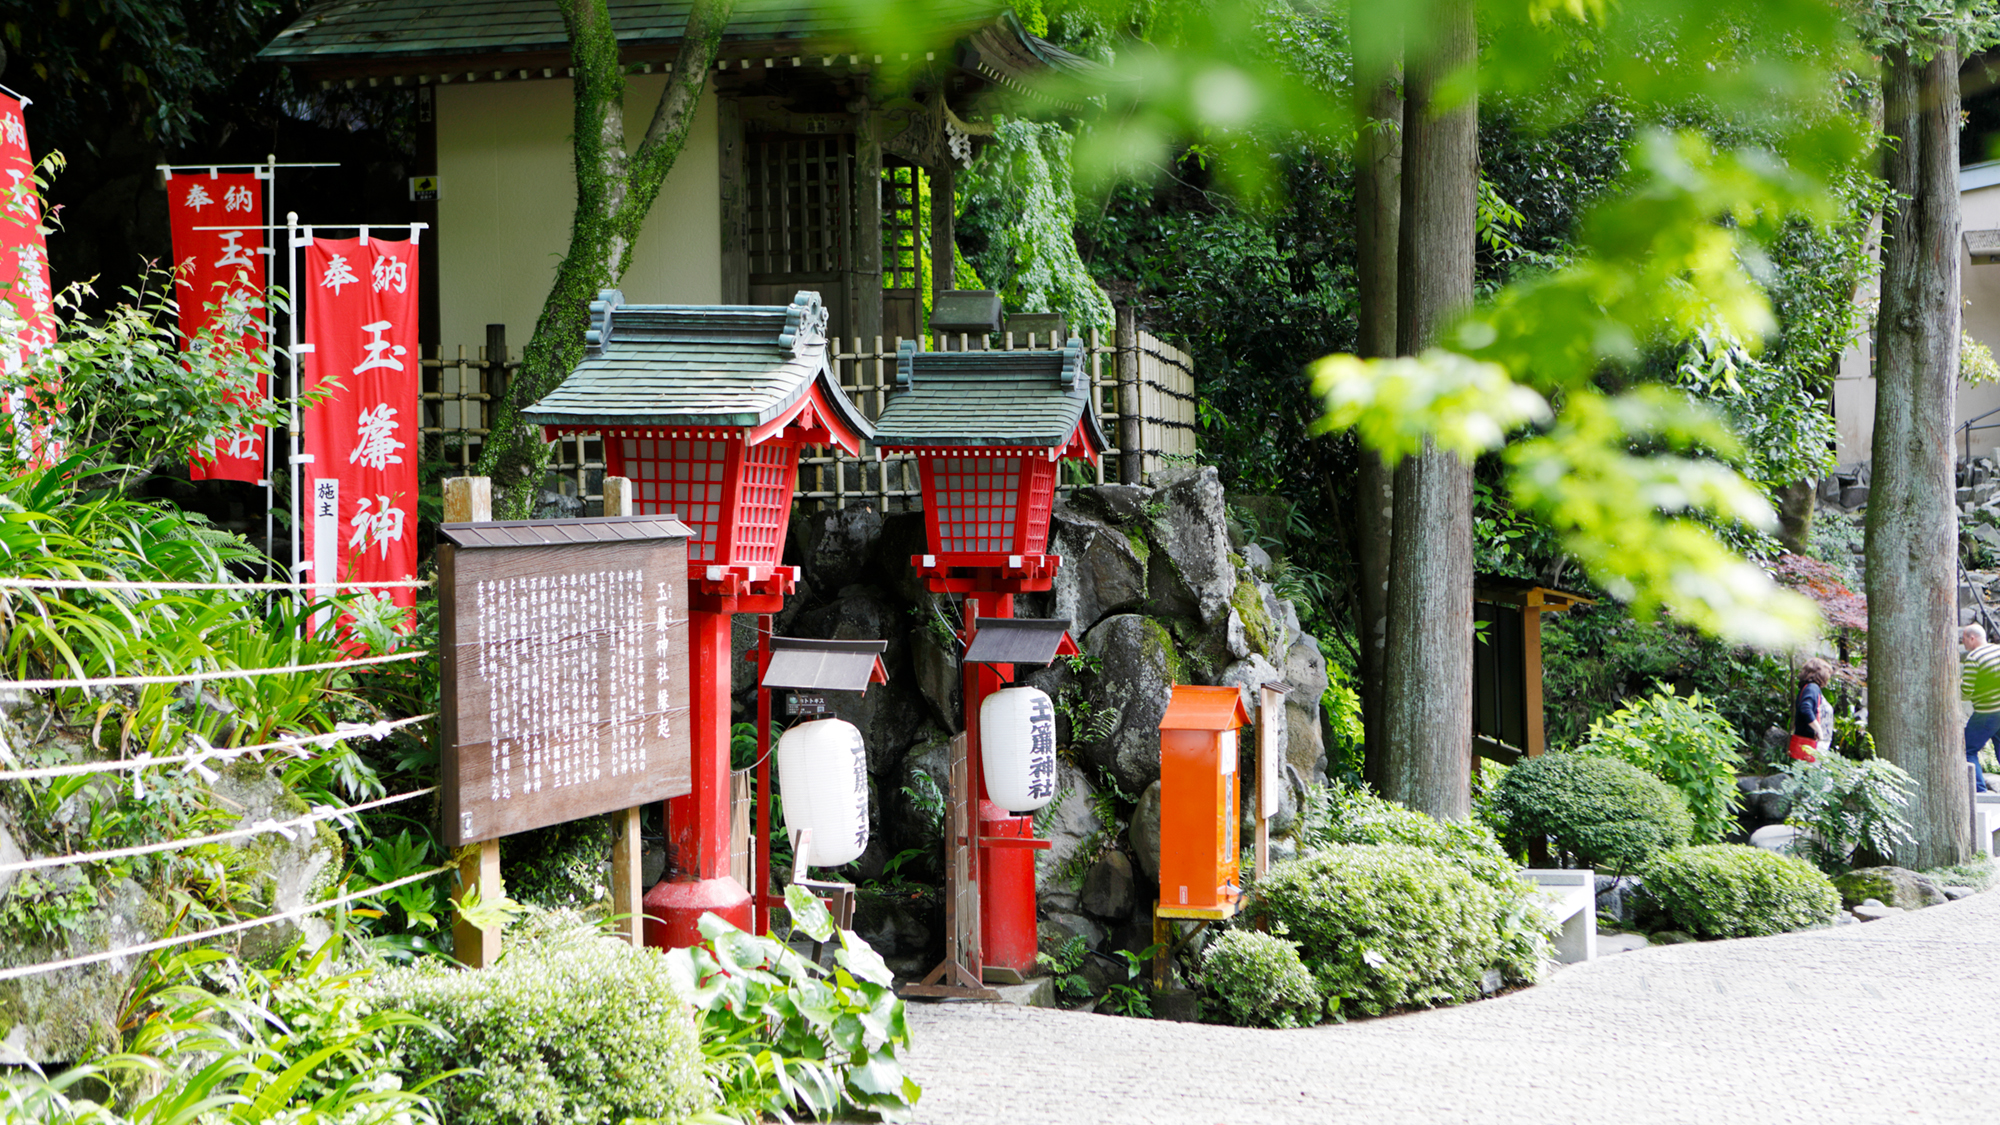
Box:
1151;901;1240;990
902;734;1000;1000
602;475;647;947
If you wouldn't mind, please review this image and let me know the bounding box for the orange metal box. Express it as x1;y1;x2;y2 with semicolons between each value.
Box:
1157;685;1250;910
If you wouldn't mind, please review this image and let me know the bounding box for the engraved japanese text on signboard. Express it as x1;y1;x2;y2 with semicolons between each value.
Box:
440;521;691;846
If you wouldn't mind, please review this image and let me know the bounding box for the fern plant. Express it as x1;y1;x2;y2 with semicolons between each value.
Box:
1782;755;1916;872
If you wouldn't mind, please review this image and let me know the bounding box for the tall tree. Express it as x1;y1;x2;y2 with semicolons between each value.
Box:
1867;34;1969;868
475;0;734;515
1380;0;1477;819
1352;7;1401;793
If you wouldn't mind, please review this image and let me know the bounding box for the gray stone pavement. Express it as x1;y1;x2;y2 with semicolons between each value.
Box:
901;890;2000;1124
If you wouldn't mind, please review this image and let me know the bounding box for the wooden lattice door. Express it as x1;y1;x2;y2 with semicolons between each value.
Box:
746;133;853;340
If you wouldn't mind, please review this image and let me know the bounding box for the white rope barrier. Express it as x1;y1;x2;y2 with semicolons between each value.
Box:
0;714;436;783
5;648;429;691
0;786;439;875
0;578;431;592
0;862;456;983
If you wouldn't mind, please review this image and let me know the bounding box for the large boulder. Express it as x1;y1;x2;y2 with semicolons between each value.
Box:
0;874;166;1064
212;763;344;962
1082;615;1180;792
1145;467;1237;628
791;587;929;772
1218;653;1286;775
1049;503;1148;636
1079;850;1137;920
1036;760;1100;894
909;603;961;731
795;505;884;593
1128;781;1164;880
1832;866;1948;911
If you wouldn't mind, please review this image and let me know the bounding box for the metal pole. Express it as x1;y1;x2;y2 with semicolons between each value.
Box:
262;155;276;581
286;213;304;595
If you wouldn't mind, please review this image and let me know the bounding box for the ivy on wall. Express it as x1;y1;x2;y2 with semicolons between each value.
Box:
959;118;1116;332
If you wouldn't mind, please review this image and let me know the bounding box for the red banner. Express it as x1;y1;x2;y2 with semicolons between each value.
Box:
0;93;58;465
168;170;267;482
302;236;419;611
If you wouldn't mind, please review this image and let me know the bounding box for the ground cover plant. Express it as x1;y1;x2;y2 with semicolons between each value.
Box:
1781;754;1917;873
1639;844;1841;938
1486;752;1693;873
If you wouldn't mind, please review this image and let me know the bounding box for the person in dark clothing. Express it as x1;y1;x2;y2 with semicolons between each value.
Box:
1789;658;1831;762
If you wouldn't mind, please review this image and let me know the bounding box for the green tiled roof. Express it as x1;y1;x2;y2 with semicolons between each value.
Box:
872;340;1106;450
260;0;999;69
523;290;872;437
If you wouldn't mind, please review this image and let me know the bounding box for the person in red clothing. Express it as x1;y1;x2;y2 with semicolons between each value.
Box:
1788;658;1831;763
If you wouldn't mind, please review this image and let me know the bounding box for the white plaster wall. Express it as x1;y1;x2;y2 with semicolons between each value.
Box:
1837;178;2000;463
436;77;721;351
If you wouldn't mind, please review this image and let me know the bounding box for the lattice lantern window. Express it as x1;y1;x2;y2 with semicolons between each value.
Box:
607;434;801;567
916;452;1059;562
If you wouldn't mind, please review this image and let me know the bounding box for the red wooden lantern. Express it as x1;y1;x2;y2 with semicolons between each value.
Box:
877;339;1104;987
526;289;871;948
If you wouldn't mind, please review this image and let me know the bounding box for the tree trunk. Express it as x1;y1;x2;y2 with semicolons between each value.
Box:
1382;0;1476;820
476;0;733;516
1353;33;1401;795
1868;42;1968;869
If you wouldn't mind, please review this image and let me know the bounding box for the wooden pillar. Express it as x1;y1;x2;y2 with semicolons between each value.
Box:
717;96;749;305
444;476;503;969
853;100;884;345
602;476;647;946
1522;598;1546;757
1116;306;1142;484
929;162;955;317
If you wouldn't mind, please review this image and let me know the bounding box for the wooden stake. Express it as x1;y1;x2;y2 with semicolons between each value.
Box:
445;476;504;968
601;475;649;946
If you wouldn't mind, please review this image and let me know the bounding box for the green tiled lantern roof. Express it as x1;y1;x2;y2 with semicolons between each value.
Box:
872;339;1106;451
522;289;872;438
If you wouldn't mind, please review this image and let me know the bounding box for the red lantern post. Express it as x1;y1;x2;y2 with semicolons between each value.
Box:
876;339;1106;986
526;290;872;948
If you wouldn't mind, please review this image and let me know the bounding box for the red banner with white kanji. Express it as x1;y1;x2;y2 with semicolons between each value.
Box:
303;236;419;611
0;92;59;466
168;170;268;482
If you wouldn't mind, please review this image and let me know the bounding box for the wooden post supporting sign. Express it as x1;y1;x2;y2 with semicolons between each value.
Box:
445;476;504;969
603;474;647;947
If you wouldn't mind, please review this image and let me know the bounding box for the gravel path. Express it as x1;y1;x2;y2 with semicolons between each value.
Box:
901;890;2000;1124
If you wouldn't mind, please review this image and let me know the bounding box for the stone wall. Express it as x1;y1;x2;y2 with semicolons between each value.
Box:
754;466;1336;972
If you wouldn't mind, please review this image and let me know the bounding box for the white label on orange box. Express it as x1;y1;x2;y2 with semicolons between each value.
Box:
1218;729;1237;773
1179;885;1188;904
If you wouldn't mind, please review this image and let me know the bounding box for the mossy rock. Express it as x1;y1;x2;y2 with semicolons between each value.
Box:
1831;866;1947;911
1230;579;1283;658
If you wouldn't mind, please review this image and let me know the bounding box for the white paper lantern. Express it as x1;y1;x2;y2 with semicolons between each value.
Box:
981;686;1058;813
776;718;870;868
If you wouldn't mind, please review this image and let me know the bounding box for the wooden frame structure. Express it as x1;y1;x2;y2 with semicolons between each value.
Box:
1472;578;1594;761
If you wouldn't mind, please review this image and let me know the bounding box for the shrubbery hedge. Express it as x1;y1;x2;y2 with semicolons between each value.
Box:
1251;844;1542;1018
1640;844;1840;938
371;914;709;1125
1198;929;1322;1029
1488;752;1692;871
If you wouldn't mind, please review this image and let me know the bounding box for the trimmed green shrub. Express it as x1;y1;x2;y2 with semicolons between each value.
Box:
1578;685;1744;843
1489;752;1692;872
1251;844;1541;1018
372;913;709;1125
1640;844;1840;938
1198;929;1322;1028
1293;784;1553;978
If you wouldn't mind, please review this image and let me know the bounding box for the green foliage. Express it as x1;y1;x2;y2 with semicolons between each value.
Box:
373;911;708;1125
957;118;1115;332
1539;604;1796;759
0;869;100;945
662;887;920;1122
1921;860;1999;893
1782;754;1917;872
1577;686;1745;843
1036;931;1094;1001
1640;844;1840;938
1196;929;1320;1029
1963;333;2000;386
499;814;612;911
2;939;445;1125
1250;844;1544;1019
1488;753;1693;873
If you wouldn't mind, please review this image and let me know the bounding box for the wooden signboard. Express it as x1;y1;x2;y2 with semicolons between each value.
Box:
439;515;694;847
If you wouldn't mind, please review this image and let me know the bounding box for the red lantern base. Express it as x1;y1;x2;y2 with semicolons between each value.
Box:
978;802;1040;978
643;876;753;950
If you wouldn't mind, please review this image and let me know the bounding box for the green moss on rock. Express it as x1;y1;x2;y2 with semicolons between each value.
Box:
1231;579;1282;658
